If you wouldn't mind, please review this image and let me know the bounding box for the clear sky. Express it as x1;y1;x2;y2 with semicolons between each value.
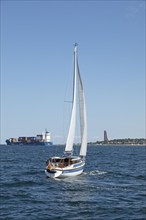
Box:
1;0;145;144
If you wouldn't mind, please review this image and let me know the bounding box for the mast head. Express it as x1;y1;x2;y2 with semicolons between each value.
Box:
74;43;78;54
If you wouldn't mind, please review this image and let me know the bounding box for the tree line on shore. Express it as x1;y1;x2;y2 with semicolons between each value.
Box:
91;138;146;145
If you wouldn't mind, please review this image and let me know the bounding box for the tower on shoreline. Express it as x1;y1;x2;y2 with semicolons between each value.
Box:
104;130;109;144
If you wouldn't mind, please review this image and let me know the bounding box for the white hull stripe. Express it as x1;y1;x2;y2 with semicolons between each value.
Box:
62;166;84;174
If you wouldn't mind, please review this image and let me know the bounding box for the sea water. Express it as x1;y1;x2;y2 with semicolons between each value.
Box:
0;145;146;220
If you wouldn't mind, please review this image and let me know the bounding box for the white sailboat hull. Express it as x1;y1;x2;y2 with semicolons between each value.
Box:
45;161;85;178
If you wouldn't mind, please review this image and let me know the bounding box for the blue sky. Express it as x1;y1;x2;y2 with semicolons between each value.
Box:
1;0;145;144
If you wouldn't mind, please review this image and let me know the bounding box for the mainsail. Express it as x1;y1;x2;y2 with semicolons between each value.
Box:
77;62;87;157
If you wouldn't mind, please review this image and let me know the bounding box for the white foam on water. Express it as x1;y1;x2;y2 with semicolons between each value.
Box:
83;170;107;175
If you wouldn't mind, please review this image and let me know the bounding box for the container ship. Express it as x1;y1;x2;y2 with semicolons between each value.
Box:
6;130;53;146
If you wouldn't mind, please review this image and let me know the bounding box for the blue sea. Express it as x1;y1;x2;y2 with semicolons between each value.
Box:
0;144;146;220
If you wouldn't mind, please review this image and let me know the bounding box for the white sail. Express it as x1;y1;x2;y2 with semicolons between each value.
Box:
65;46;77;153
77;62;87;157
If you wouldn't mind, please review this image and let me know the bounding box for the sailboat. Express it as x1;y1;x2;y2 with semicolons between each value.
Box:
45;44;87;178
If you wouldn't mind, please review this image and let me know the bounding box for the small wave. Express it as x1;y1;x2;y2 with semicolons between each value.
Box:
84;170;107;175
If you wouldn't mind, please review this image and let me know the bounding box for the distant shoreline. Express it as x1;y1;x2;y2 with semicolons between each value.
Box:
89;138;146;146
88;143;146;147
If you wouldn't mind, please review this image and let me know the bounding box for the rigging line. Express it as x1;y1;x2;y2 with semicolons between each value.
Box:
64;101;72;103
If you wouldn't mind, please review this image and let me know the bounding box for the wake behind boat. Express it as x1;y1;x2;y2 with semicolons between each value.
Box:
45;44;87;178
